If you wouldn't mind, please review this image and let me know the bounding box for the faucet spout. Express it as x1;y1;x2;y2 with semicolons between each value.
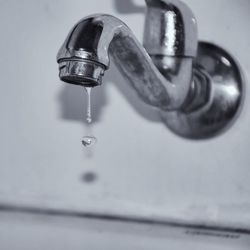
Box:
57;0;198;110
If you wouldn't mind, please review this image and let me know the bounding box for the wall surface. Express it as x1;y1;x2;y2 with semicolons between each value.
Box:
0;0;250;230
1;210;250;250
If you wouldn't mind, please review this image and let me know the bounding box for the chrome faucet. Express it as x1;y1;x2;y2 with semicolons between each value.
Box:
57;0;243;139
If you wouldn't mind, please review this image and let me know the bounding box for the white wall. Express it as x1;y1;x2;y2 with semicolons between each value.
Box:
0;0;250;229
1;211;250;250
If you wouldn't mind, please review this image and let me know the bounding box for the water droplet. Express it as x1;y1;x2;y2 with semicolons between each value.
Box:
81;172;97;183
82;86;97;148
82;136;97;147
84;87;92;124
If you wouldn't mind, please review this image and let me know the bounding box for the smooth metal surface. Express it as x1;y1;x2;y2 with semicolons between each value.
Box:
57;0;244;139
144;0;197;57
161;42;243;139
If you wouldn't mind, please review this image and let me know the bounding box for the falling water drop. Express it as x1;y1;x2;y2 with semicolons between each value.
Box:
82;136;97;147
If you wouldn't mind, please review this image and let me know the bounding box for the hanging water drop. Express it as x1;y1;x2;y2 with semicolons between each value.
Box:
82;86;97;147
84;87;92;124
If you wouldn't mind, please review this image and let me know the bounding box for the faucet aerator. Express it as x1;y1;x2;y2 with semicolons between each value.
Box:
58;59;106;87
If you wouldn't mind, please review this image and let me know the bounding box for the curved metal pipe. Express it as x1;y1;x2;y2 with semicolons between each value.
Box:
56;0;244;139
57;0;198;110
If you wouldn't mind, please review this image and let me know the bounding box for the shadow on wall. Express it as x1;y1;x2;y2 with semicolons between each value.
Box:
113;0;145;14
57;60;161;125
57;81;108;125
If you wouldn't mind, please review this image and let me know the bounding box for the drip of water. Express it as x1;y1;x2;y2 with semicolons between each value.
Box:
85;87;92;124
83;86;97;147
82;136;97;147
